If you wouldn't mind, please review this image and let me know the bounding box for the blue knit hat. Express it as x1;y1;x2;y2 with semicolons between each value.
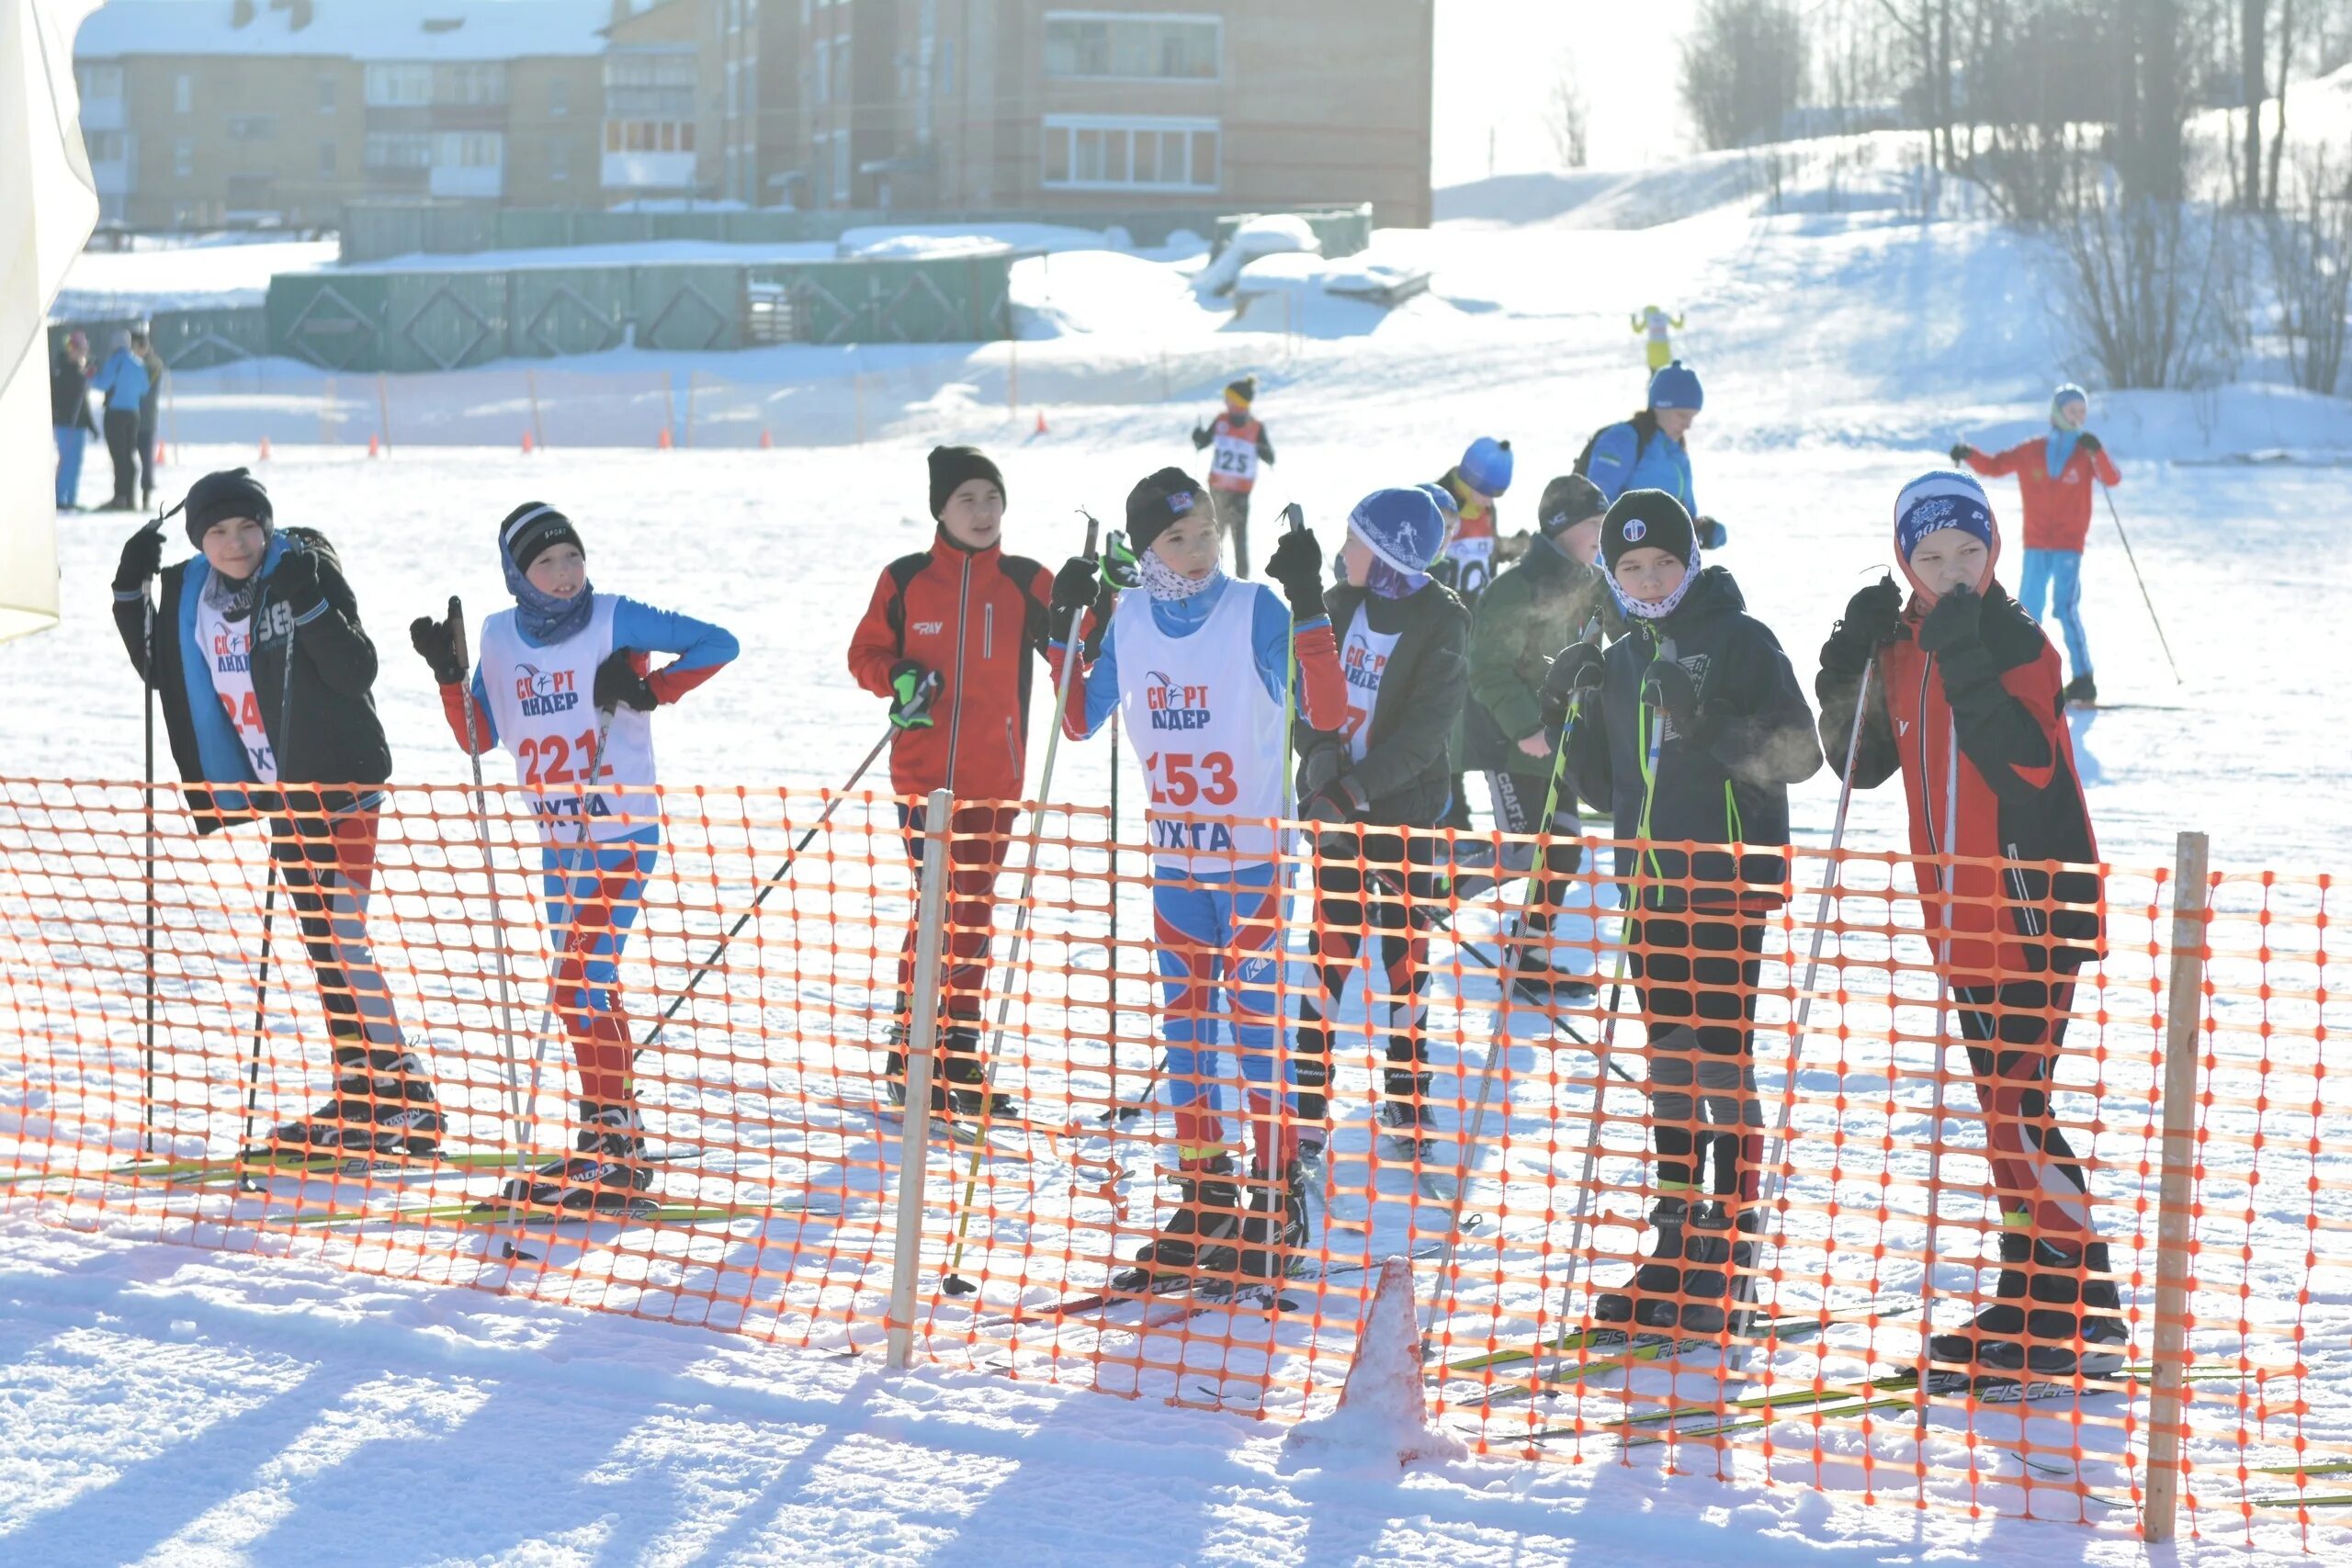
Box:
1648;360;1704;412
1458;436;1513;497
1894;468;2001;600
1349;486;1448;577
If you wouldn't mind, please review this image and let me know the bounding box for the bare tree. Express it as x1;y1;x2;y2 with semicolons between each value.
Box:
1546;53;1590;169
2052;154;2244;389
2264;148;2352;393
1680;0;1810;150
2243;0;2269;209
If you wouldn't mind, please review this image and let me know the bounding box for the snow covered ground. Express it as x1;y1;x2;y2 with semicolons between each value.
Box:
11;136;2352;1562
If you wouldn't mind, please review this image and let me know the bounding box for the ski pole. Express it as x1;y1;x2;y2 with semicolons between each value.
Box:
634;722;895;1058
1912;717;1962;1434
233;880;279;1188
232;547;306;1188
2099;481;2181;684
137;525;163;1155
940;513;1101;1297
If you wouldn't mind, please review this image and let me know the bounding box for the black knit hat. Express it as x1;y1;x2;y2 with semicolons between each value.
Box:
1125;467;1207;555
498;501;583;573
1600;488;1697;573
927;445;1005;520
1536;474;1607;536
1225;375;1257;405
182;468;273;546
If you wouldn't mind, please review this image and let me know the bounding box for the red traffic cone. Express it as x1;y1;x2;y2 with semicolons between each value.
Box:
522;429;536;454
1034;410;1048;436
153;442;165;468
759;429;773;450
658;425;673;450
368;434;380;457
257;435;272;460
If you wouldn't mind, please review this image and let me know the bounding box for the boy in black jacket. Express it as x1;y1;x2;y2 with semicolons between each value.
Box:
111;468;438;1159
1550;489;1822;1336
1294;486;1470;1142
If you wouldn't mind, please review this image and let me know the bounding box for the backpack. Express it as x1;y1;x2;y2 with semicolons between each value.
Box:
1574;411;1657;481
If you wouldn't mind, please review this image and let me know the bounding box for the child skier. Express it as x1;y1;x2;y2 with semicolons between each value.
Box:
1047;467;1343;1288
1950;383;2119;706
1631;304;1684;373
1429;436;1514;833
846;446;1059;1120
410;502;737;1209
1813;469;2123;1387
111;468;436;1159
1291;486;1470;1143
1190;377;1276;576
1550;488;1822;1337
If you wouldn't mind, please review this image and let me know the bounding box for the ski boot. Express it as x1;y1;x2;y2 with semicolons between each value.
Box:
1375;1065;1435;1144
880;1003;910;1109
2062;673;2098;708
1928;1234;2127;1392
493;1100;655;1213
1238;1157;1312;1282
937;1024;1021;1123
1113;1158;1242;1292
1591;1195;1694;1337
265;1046;443;1158
1674;1200;1765;1336
1511;945;1599;1006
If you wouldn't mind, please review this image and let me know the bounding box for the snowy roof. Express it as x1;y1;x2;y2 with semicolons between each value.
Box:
75;0;617;62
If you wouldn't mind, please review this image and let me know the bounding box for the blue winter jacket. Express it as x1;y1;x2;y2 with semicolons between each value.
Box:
1585;413;1695;513
89;348;151;413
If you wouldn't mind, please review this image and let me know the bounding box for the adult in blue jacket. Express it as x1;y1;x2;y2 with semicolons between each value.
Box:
1583;361;1727;551
86;329;152;512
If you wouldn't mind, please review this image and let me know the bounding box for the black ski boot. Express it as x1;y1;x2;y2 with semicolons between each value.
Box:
1591;1195;1692;1336
1511;944;1599;1006
494;1100;655;1213
1238;1157;1313;1281
1674;1201;1765;1336
881;1001;910;1109
266;1046;443;1158
1114;1158;1242;1291
2063;673;2098;707
936;1024;1021;1123
1928;1234;2128;1387
1293;1025;1332;1129
1376;1065;1434;1139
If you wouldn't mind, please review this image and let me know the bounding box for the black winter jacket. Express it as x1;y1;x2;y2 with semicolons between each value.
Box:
112;527;393;834
1566;567;1823;911
1295;579;1470;829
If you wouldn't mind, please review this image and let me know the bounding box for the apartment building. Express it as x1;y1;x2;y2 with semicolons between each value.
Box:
74;0;611;228
794;1;1434;223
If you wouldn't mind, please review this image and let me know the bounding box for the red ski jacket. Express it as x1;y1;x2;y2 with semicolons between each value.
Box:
847;534;1057;801
1817;586;2103;985
1962;439;2120;553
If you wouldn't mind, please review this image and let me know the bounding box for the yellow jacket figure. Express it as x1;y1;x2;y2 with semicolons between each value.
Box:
1633;304;1684;371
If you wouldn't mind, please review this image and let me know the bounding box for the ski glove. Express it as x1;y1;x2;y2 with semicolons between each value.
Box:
1050;554;1107;627
1641;659;1704;737
1695;516;1728;551
1540;641;1606;727
1915;585;1984;658
268;546;324;618
594;649;659;713
409;613;468;686
2075;432;2103;457
1303;775;1368;824
112;522;164;593
1295;741;1347;805
1264;525;1328;622
1948;443;1974;466
888;660;941;729
1819;576;1904;676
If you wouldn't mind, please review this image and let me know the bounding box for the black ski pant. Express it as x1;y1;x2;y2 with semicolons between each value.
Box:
1484;767;1584;930
1951;948;2098;1244
137;414;159;499
263;794;408;1062
1627;912;1766;1203
102;409;139;506
1304;829;1443;1088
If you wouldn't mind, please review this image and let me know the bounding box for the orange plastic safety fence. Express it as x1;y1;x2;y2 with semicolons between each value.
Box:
1;777;2346;1546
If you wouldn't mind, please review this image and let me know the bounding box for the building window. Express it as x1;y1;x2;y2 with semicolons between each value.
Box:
318;75;336;113
435;63;507;107
77;63;123;101
832;132;851;205
1043;14;1219;81
813;39;830;106
435;131;504;169
173;136;194;177
226;114;277;141
84;129;126;163
606;119;693;152
174;73;192;113
365;64;432;107
364;132;434;169
1041;115;1216;191
318;141;337;176
549;78;571;118
605;51;695;118
549;141;571;182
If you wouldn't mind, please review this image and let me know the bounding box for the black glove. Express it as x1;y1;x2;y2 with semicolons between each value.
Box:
594;648;659;712
1916;584;1984;658
2075;432;2103;456
1948;443;1974;466
1050;554;1102;626
1303;775;1367;824
1695;516;1728;550
1819;575;1904;676
888;660;940;729
1190;423;1211;449
1641;659;1702;735
1295;742;1346;805
1540;641;1605;726
112;522;164;593
409;613;467;685
1264;525;1327;621
267;545;324;617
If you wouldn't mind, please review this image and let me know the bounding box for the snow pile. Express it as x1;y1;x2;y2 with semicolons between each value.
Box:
1009;251;1227;341
839;223;1121;261
1192;214;1321;300
1285;1257;1465;1466
56;236;339;315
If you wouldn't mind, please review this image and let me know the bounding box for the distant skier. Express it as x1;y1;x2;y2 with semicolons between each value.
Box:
1577;361;1727;552
1049;467;1344;1289
412;502;737;1210
1950;383;2118;706
1190;376;1275;577
1548;488;1822;1337
86;328;151;513
111;468;438;1158
1812;469;2124;1389
847;446;1059;1122
1291;485;1470;1144
1632;304;1684;372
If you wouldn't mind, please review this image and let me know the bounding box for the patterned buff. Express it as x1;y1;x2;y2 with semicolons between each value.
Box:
1606;550;1700;622
1138;551;1219;603
500;503;596;644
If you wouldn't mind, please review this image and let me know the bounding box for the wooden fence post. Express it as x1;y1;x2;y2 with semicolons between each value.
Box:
886;787;955;1371
2143;829;2211;1543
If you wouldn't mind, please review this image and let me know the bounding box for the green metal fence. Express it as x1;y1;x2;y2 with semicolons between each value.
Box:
47;306;275;372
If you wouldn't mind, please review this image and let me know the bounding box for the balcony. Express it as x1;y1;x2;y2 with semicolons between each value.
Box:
603;150;695;190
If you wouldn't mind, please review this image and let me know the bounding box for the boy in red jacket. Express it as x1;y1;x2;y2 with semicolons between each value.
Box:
1814;468;2125;1396
1951;383;2119;705
847;446;1057;1119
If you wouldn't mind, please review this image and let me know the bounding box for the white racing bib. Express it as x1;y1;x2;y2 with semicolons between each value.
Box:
1337;605;1402;764
1112;583;1286;872
197;594;279;783
1210;429;1260;487
477;596;658;841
